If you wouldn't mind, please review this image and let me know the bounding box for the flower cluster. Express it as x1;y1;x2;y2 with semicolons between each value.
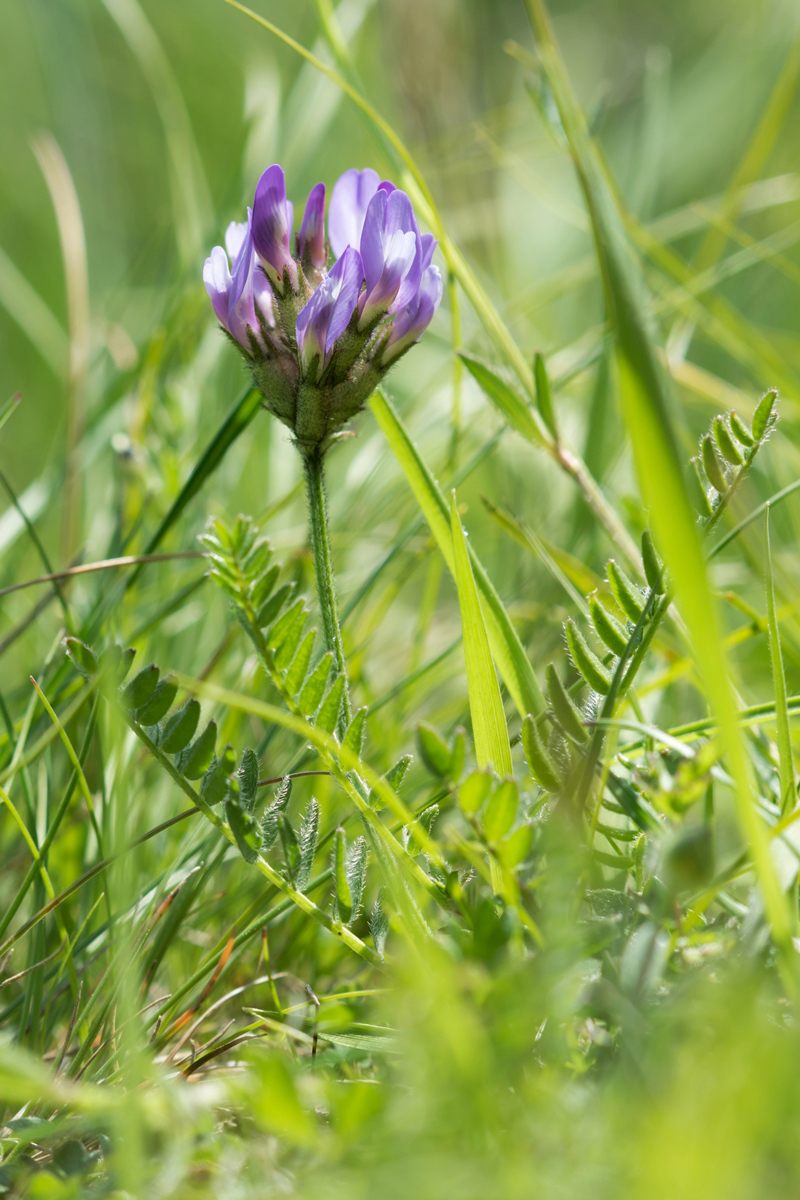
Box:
203;165;442;456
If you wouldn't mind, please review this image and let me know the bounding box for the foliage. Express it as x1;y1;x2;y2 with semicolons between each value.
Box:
2;0;800;1196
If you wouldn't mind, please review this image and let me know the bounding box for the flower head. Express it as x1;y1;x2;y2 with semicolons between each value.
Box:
203;163;441;455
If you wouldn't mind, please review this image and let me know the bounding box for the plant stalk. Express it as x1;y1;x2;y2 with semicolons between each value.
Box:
303;450;352;728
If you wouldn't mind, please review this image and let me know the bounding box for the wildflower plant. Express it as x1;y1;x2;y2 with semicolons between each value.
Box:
204;164;442;706
5;0;800;1197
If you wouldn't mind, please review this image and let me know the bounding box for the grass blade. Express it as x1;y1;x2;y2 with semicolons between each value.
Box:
459;353;547;446
450;492;512;777
370;389;545;717
765;507;795;815
522;0;791;956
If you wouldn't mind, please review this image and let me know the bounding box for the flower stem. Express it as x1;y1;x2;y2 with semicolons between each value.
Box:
303;449;352;728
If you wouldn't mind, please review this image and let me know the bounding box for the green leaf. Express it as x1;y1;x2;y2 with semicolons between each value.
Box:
522;714;562;792
687;456;713;516
765;508;795;815
226;800;262;863
296;798;320;892
385;754;413;792
640;530;665;594
297;652;333;715
257;582;295;628
459;352;547;446
243;537;272;580
342;706;368;758
284;630;316;695
237;747;260;813
252;563;280;610
278;813;301;884
450;491;513;776
316;675;345;736
483;779;519;841
370;390;545;718
416;722;452;777
200;744;236;806
345;836;368;917
334;828;353;923
713;415;743;465
701;433;728;493
177;720;217;780
564;619;611;695
136;676;179;725
607;560;644;622
370;754;414;810
261;777;291;850
161;699;201;753
534;351;558;440
370;889;390;959
268;597;306;652
459;769;492;815
63;637;97;679
729;409;754;447
120;664;160;711
546;664;588;743
406;804;439;856
752;388;778;441
589;596;629;656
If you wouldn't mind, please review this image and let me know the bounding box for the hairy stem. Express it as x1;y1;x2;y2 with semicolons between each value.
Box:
303;450;352;727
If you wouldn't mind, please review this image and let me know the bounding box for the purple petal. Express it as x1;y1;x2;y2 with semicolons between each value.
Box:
359;189;388;293
420;232;438;271
383;264;443;362
328;167;381;258
203;245;233;328
229;220;254;312
296;245;364;377
359;188;423;324
225;220;249;261
325;246;364;351
298;182;326;270
204;210;274;351
252;164;297;287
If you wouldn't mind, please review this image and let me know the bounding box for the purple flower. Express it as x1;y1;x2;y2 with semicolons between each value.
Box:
383;264;443;363
328;168;396;260
203;216;274;352
252;165;297;290
295;246;364;379
358;188;423;328
297;182;327;271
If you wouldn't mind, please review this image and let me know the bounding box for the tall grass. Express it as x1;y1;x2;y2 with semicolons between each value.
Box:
2;0;800;1195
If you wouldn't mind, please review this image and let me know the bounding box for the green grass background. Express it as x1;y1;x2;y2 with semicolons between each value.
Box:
2;0;800;1195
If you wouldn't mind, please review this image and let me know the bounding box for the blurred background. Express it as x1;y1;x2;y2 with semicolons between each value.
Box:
2;0;800;724
4;5;800;1194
